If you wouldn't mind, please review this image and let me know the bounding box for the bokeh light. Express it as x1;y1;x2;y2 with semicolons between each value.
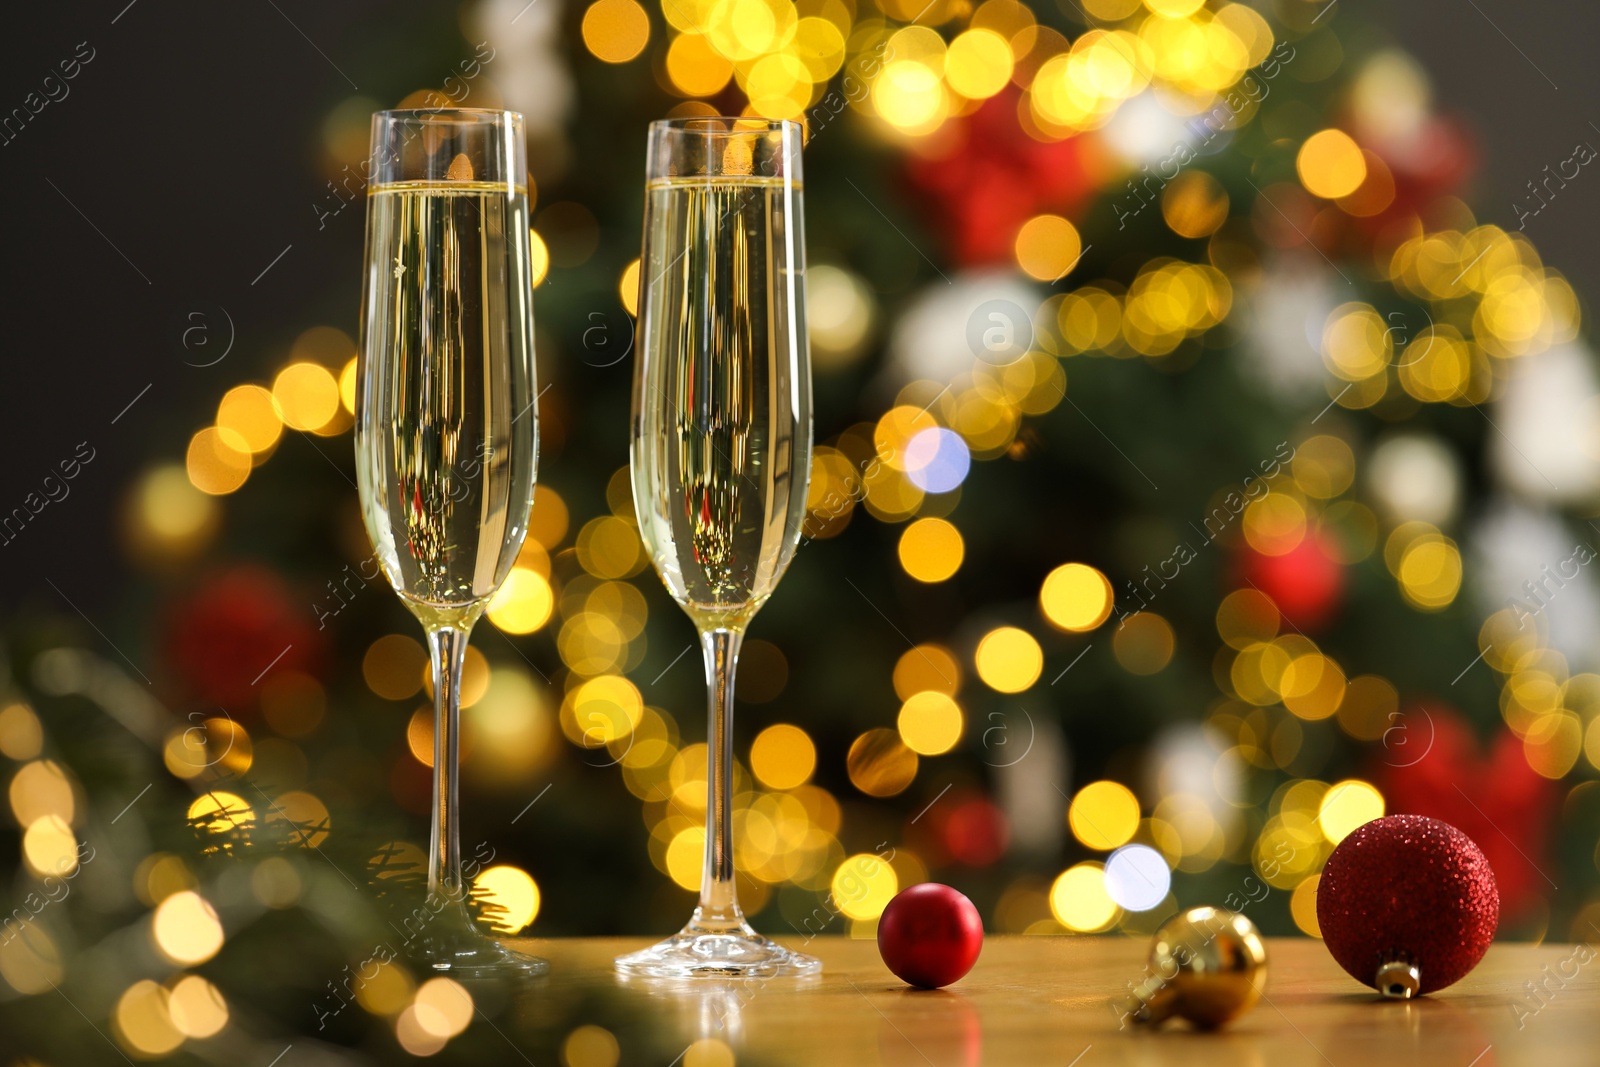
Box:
750;724;816;790
1112;612;1174;674
1069;780;1140;850
127;464;221;561
164;717;252;779
136;854;197;906
1104;844;1171;911
898;517;964;582
339;357;358;413
1317;779;1384;843
251;856;303;909
1293;435;1356;499
893;644;962;698
0;924;63;994
0;703;43;760
1291;874;1322;937
364;634;426;700
1395;535;1462;610
575;515;644;579
897;691;964;756
22;815;79;878
873;59;948;135
1050;863;1118;932
1161;171;1229;238
187;792;254;835
272;362;341;433
683;1038;736;1067
903;427;971;493
736;639;787;703
529;229;550;287
1297;129;1368;200
564;1025;622;1067
562;674;644;748
113;980;184;1057
486;567;555;634
847;728;918;796
266;790;331;848
665;826;706;890
395;1004;447;1056
667;34;735;97
618;258;641;316
414;976;474;1040
475;865;542;933
974;626;1043;693
1242;493;1307;556
186;427;251;495
808;265;877;368
168;975;228;1039
946;28;1014;99
1014;214;1083;282
1322;303;1392;382
582;0;651;63
1217;588;1280;649
152;891;225;965
831;853;899;920
10;759;75;827
216;384;283;454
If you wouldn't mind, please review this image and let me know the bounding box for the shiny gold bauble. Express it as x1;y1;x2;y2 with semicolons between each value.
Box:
1125;906;1268;1028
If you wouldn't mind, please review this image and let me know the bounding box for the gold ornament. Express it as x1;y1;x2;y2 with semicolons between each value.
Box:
1123;906;1268;1028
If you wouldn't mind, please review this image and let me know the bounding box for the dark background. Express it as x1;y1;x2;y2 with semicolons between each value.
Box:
1;0;1595;617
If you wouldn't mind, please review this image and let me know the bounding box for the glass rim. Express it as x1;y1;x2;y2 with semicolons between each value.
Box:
373;107;525;123
648;116;801;137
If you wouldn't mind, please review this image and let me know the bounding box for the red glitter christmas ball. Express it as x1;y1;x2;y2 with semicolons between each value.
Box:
877;883;983;989
1317;814;1499;995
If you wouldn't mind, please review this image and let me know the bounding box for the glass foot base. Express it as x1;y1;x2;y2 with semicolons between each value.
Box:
616;925;822;979
417;938;549;980
403;903;549;980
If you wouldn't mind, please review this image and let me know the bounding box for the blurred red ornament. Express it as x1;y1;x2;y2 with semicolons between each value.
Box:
877;883;984;988
1376;118;1476;221
905;90;1101;267
390;752;432;815
925;793;1009;868
164;566;324;714
1373;705;1554;917
1317;815;1498;997
1237;533;1343;630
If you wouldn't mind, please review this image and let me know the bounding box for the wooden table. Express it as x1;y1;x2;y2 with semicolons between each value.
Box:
507;936;1598;1066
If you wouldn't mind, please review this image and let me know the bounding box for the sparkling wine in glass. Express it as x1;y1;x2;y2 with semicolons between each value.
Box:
616;117;816;978
355;108;545;977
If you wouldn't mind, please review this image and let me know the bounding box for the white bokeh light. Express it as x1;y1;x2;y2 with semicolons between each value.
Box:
1103;844;1171;912
905;427;971;494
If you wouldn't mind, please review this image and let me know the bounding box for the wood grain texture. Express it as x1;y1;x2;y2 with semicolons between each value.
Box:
508;936;1597;1066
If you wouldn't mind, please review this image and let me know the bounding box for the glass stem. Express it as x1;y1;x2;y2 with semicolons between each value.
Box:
427;624;470;906
697;626;744;928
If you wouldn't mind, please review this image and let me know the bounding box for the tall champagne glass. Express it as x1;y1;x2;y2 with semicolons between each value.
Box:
617;118;816;978
355;108;545;977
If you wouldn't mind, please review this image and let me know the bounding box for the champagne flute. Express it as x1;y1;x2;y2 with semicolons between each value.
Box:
617;117;816;978
355;108;545;977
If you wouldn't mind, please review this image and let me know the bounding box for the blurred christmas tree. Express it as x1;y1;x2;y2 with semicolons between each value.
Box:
8;0;1600;1058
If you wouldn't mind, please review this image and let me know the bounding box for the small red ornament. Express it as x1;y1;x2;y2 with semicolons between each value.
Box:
163;565;324;714
903;90;1102;267
1372;705;1554;918
1237;532;1344;631
1317;814;1498;997
918;790;1009;868
877;883;983;989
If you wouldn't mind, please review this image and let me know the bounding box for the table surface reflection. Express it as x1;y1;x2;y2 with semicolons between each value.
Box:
504;936;1592;1066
